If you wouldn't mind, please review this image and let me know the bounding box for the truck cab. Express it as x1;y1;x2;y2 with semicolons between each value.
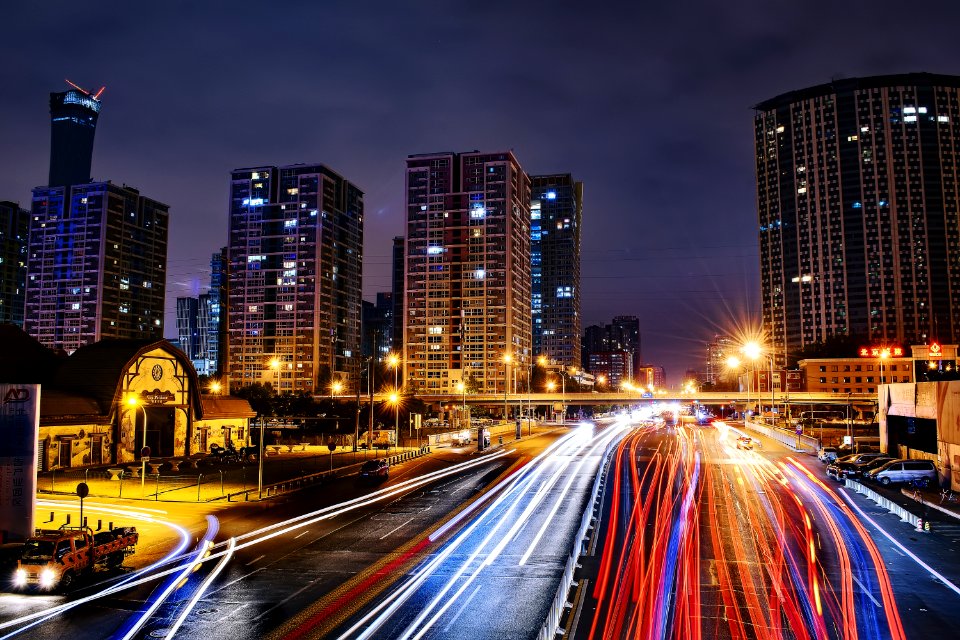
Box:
13;526;137;591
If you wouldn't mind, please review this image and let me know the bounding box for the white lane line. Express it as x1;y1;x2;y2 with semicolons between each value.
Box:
851;574;882;608
252;578;319;621
380;517;415;540
213;602;250;624
203;568;263;598
245;554;265;566
841;488;960;597
442;585;481;632
294;530;309;539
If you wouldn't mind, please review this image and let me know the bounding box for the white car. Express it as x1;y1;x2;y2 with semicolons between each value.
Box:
818;447;840;463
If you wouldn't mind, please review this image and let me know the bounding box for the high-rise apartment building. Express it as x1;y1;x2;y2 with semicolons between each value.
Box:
48;83;102;188
226;164;363;393
404;151;531;393
176;296;201;363
0;201;29;327
755;73;960;363
25;182;168;351
531;174;582;368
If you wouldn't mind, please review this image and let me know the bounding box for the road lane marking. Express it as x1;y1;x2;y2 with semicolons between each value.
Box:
252;578;319;621
380;517;415;540
245;554;265;566
213;602;250;624
203;567;263;597
852;574;883;607
442;585;481;632
294;530;310;539
841;487;960;597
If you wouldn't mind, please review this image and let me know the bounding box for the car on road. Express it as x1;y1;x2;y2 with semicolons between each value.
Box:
826;456;895;481
865;459;937;486
359;458;390;482
818;447;840;463
736;436;753;450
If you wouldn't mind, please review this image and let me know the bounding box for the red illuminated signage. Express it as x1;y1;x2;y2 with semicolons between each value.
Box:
929;342;942;359
858;346;903;357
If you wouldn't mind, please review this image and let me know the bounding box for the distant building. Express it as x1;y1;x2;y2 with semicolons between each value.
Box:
705;335;735;385
226;164;363;393
26;182;169;352
0;201;29;327
174;250;226;378
48;83;102;188
403;150;531;394
391;236;404;352
582;316;642;380
798;356;913;394
587;351;633;388
530;174;582;369
755;73;960;364
361;294;393;360
637;365;666;390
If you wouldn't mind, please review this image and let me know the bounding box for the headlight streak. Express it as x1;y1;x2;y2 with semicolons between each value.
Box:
117;516;219;640
334;425;626;640
1;450;508;638
163;537;235;639
118;540;212;640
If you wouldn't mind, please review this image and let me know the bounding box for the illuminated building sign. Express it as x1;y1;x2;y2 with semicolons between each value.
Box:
858;346;903;357
928;342;942;359
62;91;102;113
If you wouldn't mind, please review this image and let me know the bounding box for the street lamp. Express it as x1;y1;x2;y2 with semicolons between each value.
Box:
387;353;400;440
269;357;281;395
879;348;891;385
388;391;401;442
209;381;222;395
503;353;513;423
726;355;746;419
331;380;343;397
126;396;148;496
743;341;775;421
546;381;557;422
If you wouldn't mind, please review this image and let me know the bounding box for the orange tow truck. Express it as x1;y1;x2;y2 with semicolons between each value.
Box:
13;525;138;591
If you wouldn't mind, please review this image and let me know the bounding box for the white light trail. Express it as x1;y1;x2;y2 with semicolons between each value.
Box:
164;537;236;639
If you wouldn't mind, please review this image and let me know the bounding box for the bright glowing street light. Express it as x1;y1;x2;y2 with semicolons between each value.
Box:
209;381;222;395
387;353;401;437
331;380;344;396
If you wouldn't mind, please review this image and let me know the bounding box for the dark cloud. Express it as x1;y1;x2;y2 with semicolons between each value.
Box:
2;0;959;382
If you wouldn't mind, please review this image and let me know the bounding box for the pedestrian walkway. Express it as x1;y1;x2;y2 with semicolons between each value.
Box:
37;444;430;503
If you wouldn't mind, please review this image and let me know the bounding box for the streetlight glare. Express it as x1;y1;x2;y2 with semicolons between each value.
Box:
726;355;741;369
742;341;762;360
387;353;400;367
269;358;280;370
126;395;140;407
209;381;222;394
389;391;399;403
503;353;513;364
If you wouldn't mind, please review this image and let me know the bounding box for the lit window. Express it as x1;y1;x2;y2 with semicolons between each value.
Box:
428;326;443;335
903;107;916;115
252;172;260;179
939;115;950;123
919;107;928;114
546;191;557;200
776;125;785;133
847;135;858;142
797;187;807;194
249;305;258;313
904;115;917;123
474;269;485;279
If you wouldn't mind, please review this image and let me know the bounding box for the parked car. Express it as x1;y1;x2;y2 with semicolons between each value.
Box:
358;458;390;482
818;447;840;463
865;459;937;486
736;436;753;450
826;456;895;481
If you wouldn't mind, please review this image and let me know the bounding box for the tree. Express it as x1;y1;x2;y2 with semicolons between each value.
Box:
233;383;274;417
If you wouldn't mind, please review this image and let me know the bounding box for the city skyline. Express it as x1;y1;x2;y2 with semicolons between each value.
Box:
3;3;960;381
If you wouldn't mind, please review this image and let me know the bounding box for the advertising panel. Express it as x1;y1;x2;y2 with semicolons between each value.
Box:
0;384;40;542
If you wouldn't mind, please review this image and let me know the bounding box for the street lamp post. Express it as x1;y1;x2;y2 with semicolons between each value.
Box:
126;396;148;496
547;381;557;422
726;356;745;420
503;353;512;425
387;353;400;443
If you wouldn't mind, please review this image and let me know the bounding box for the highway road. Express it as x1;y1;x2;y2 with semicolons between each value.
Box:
0;425;607;640
573;421;911;639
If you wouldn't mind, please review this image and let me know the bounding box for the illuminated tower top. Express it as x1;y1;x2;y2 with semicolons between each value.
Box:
48;80;103;187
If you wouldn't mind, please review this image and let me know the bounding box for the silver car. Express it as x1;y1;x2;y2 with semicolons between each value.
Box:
866;459;937;486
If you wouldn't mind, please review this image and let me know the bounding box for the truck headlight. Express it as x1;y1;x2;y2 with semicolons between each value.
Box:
13;568;26;587
40;568;56;589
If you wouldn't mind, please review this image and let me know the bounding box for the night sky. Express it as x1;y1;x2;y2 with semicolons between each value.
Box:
2;1;958;383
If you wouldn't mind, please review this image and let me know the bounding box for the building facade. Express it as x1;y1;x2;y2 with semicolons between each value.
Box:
173;250;226;378
404;151;531;393
755;73;960;366
582;316;642;381
0;201;29;327
705;335;735;385
531;174;582;369
226;164;363;394
48;84;102;188
25;182;169;352
391;236;404;353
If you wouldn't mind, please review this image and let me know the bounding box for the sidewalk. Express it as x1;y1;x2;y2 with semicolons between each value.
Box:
37;444;430;503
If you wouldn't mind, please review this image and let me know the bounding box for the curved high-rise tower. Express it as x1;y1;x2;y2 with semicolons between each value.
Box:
754;73;960;364
48;82;102;187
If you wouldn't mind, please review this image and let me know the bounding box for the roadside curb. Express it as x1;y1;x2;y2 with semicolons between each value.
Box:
844;479;922;528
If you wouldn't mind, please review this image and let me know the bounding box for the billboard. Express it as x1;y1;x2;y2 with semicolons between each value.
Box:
0;384;40;542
